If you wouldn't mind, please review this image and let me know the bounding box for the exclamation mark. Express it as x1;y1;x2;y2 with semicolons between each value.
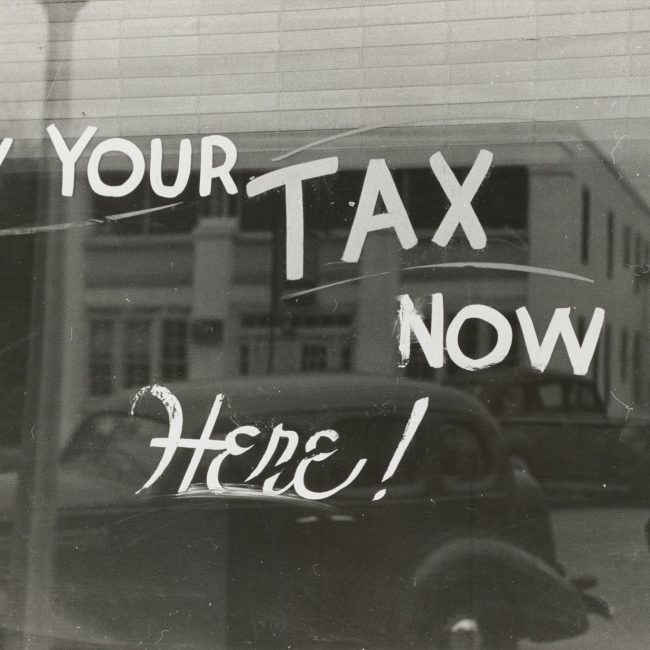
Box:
373;397;429;501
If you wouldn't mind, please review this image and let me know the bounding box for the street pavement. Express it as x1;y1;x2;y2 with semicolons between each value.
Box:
523;506;650;649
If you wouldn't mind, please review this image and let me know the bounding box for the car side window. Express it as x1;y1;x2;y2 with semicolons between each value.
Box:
533;381;565;412
500;385;526;416
65;413;169;485
438;422;490;482
209;408;428;493
566;381;603;414
321;411;426;489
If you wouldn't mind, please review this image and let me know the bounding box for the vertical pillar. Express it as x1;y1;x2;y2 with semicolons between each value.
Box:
353;233;401;375
189;218;237;380
10;3;88;648
58;185;90;444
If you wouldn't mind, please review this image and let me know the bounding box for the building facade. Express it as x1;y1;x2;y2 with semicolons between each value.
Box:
67;126;650;422
1;1;650;439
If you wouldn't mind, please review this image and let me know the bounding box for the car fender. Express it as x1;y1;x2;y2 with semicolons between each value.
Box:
407;537;588;644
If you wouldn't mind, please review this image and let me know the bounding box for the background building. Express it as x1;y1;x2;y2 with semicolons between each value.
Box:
75;126;650;418
1;1;650;441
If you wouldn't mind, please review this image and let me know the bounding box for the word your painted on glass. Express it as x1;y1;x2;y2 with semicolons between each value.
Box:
132;384;428;502
0;126;488;278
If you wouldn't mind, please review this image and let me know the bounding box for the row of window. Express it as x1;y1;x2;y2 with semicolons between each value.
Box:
88;310;355;396
239;340;352;376
240;312;353;329
89;312;189;396
581;186;650;288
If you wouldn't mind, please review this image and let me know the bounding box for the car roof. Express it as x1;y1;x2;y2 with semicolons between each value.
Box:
452;367;595;387
97;373;488;434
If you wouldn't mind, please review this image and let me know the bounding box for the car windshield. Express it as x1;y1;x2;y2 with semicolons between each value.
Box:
62;412;169;484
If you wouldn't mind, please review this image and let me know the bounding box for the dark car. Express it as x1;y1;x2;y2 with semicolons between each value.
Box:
0;374;600;648
453;368;650;497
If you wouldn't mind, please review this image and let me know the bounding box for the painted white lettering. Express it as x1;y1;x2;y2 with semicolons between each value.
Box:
87;137;146;198
517;307;605;375
206;425;260;490
342;159;417;263
131;384;185;494
0;138;13;169
246;157;339;280
293;430;367;501
199;135;238;197
150;138;192;198
446;304;513;370
429;150;491;249
398;293;444;368
245;424;299;494
47;124;96;197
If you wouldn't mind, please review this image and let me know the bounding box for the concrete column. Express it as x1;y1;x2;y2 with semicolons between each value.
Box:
526;169;582;376
190;217;237;381
58;181;90;446
353;233;401;375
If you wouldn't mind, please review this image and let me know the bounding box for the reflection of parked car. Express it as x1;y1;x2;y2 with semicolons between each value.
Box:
0;375;601;648
453;368;650;497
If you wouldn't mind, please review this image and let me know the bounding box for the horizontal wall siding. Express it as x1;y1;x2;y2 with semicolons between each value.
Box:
0;0;647;148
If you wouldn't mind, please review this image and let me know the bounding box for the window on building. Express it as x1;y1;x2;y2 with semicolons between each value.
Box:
633;331;642;404
580;186;590;264
89;319;115;396
604;325;611;405
88;310;189;396
591;318;600;387
201;171;245;220
161;319;189;381
341;344;352;371
123;320;151;388
620;328;629;382
607;211;615;278
239;312;353;375
405;165;529;233
623;225;631;268
301;344;328;371
92;171;218;236
634;233;642;292
239;344;250;376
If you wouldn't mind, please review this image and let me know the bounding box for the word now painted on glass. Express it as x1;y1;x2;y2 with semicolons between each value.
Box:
398;294;605;376
131;384;428;502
